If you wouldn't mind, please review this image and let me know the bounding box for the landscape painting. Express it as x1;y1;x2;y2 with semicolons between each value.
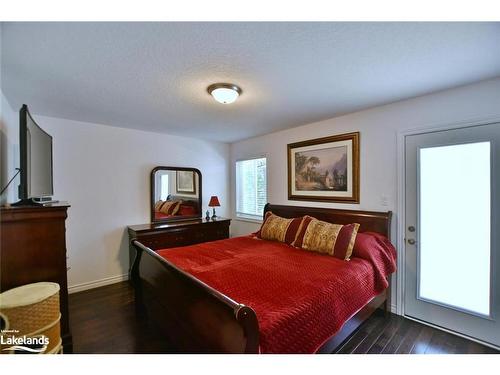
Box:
294;146;348;191
287;132;360;203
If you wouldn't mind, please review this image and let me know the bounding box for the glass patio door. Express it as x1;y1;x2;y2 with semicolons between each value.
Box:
404;122;500;349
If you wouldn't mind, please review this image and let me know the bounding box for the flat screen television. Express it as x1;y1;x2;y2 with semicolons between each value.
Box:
14;104;54;205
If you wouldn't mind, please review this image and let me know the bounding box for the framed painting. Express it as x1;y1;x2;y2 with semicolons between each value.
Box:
287;132;360;203
176;170;196;194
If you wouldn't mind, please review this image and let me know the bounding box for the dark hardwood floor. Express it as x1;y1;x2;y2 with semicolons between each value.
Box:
336;310;497;354
69;281;175;353
68;281;498;354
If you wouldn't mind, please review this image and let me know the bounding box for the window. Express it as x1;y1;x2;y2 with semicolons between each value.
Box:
236;157;267;220
419;142;491;316
160;174;169;200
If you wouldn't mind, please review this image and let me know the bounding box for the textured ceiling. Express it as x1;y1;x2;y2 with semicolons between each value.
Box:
2;22;500;143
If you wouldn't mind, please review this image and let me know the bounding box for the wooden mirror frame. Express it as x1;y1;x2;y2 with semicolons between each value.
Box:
150;166;202;223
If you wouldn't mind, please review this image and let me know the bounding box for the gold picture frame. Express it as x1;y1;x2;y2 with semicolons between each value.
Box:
287;132;360;203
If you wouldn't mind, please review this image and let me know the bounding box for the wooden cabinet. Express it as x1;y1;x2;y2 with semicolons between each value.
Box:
0;203;72;352
127;218;231;269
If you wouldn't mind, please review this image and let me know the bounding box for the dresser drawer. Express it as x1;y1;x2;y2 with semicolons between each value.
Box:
202;226;230;242
128;218;231;270
139;228;197;250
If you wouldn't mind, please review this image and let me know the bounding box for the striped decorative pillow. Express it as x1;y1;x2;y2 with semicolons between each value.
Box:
159;200;182;216
292;216;360;260
256;211;303;245
154;200;165;211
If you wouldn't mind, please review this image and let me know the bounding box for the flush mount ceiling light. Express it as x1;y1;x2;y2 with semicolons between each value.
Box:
207;83;242;104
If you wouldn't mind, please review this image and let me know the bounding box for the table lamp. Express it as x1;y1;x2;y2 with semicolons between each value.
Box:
208;196;220;219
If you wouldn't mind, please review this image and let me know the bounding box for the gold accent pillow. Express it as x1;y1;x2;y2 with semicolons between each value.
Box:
159;200;182;216
256;211;303;245
154;200;165;211
292;216;360;260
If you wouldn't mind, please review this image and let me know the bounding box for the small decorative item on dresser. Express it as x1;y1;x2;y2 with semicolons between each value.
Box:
205;210;210;221
208;196;221;219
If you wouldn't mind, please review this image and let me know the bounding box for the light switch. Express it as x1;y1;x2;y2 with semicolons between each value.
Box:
380;195;388;207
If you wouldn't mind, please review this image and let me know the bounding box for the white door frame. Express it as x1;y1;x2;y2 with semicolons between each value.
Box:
395;114;500;317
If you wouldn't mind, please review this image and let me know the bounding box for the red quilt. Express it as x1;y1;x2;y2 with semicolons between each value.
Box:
157;233;396;353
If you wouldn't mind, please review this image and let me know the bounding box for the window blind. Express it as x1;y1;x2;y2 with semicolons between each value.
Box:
235;157;267;220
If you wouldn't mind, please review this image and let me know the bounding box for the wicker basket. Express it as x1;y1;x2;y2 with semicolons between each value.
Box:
46;338;63;354
28;314;61;353
0;311;9;331
0;283;60;336
0;282;62;354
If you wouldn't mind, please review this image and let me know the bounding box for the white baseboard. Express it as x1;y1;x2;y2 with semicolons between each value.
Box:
68;273;129;294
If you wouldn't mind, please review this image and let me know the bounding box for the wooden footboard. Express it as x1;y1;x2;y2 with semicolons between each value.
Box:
131;240;259;353
317;288;388;353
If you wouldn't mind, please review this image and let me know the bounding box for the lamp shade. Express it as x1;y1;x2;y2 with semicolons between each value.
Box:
208;196;220;207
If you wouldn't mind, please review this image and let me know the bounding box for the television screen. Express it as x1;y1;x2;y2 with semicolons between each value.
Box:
20;105;53;199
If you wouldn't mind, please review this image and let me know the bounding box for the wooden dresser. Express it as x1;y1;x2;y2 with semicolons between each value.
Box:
0;203;72;352
127;218;231;270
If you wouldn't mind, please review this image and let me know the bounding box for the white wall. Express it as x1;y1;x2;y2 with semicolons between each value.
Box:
231;77;500;234
2;114;230;292
230;77;500;311
0;90;18;206
1;23;19;206
1;23;22;205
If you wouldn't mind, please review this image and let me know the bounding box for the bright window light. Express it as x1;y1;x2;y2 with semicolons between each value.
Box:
419;142;491;316
236;158;267;220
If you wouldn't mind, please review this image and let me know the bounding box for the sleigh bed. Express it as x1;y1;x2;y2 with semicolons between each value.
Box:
131;204;394;353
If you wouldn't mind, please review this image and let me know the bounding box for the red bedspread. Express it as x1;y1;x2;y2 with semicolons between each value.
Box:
157;234;396;353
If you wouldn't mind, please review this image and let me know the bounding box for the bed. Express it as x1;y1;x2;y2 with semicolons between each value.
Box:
131;204;395;353
153;199;199;220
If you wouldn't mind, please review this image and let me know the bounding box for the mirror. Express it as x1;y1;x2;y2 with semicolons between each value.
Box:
151;166;202;223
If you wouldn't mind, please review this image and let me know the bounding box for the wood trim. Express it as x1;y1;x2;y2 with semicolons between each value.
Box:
128;217;231;234
150;166;202;224
0;204;70;222
264;203;391;238
317;290;387;353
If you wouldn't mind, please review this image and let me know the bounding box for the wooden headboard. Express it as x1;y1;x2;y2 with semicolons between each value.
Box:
264;204;392;238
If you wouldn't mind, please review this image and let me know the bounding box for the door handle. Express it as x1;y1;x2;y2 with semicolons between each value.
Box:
408;226;415;232
407;239;416;245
